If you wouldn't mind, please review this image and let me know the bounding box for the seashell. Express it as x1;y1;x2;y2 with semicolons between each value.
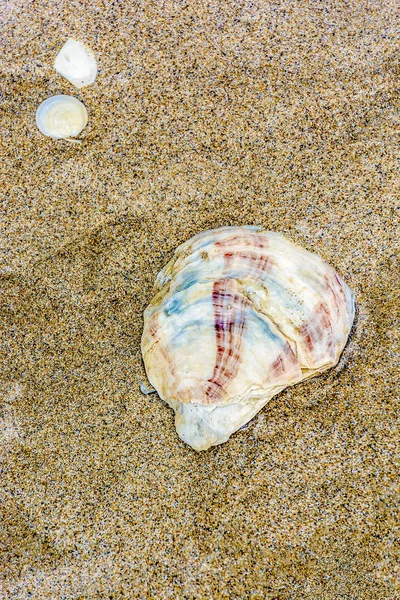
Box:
36;95;88;141
54;38;98;88
139;381;156;395
141;226;355;451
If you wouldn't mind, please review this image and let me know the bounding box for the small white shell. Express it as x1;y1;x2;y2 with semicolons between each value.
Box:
36;95;88;140
54;38;97;88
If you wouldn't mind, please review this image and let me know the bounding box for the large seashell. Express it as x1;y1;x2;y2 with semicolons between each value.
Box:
36;95;88;141
141;226;355;451
54;38;98;89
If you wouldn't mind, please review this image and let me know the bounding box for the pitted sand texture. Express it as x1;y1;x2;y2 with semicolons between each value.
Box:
1;1;399;598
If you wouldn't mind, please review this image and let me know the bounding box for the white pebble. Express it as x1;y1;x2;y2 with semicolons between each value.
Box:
54;38;97;88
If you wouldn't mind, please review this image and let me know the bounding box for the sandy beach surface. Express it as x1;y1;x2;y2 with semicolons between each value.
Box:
1;1;399;597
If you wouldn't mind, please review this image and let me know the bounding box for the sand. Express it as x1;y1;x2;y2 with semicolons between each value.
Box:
1;0;399;598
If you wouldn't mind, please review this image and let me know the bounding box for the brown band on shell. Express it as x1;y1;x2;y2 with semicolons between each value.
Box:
300;301;334;357
205;279;249;403
269;341;299;382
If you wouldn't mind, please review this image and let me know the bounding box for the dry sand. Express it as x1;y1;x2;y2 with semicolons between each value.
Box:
1;1;399;598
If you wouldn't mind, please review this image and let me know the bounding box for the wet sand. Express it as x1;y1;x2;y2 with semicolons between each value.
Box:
1;1;399;597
